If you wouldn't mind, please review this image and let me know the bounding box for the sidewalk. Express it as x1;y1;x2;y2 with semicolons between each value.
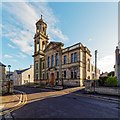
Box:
0;93;21;112
71;88;120;103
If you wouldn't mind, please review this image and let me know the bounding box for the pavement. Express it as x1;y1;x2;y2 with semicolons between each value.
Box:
0;93;20;112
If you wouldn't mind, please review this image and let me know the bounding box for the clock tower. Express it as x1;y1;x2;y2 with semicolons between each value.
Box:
33;15;49;81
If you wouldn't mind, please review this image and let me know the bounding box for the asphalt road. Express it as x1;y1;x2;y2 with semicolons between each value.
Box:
12;86;119;118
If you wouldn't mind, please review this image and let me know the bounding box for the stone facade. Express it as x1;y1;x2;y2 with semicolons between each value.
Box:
0;62;6;81
33;16;100;87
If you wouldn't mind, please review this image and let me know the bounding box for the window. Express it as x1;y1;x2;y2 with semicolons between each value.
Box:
36;63;38;70
55;53;59;66
64;71;66;79
71;53;74;63
87;59;90;71
48;56;50;68
57;72;59;79
71;71;73;79
43;62;44;69
74;71;77;79
36;73;38;80
51;55;54;67
64;55;67;64
74;52;77;62
43;73;44;79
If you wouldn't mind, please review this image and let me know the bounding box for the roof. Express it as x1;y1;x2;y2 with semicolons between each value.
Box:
15;68;30;74
0;62;6;67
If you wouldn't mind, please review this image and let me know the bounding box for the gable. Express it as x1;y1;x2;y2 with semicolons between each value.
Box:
44;42;64;52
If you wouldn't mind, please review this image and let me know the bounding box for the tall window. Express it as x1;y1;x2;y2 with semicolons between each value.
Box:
43;73;44;79
56;53;59;66
74;71;77;79
51;55;54;67
57;72;59;79
36;73;38;80
87;59;90;71
71;71;73;79
43;62;44;69
71;53;74;63
74;52;77;62
36;63;38;70
64;71;66;79
64;55;67;64
48;56;50;68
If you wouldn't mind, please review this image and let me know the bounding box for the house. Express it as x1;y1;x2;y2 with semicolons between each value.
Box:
33;16;100;87
12;65;34;86
0;62;6;81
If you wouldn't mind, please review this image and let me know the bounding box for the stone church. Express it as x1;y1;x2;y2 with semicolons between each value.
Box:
33;15;100;87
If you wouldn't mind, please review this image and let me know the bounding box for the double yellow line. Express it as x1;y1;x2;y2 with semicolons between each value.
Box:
0;91;27;116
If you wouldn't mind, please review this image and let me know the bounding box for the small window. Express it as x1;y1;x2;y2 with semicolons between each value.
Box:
43;62;44;69
43;73;44;79
36;74;38;80
56;53;59;66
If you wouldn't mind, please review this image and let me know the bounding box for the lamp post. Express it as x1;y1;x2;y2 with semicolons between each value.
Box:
8;65;11;93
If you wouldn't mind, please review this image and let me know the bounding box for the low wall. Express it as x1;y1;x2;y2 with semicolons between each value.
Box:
86;86;120;96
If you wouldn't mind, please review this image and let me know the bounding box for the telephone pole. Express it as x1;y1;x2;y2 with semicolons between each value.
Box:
95;50;98;79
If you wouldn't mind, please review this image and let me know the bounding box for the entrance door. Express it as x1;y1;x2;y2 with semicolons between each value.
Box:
51;73;55;86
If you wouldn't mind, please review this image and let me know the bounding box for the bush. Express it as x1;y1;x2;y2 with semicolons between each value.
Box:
105;77;118;87
98;77;108;86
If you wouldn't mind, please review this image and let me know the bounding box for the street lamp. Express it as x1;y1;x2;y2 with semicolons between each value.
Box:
8;65;11;93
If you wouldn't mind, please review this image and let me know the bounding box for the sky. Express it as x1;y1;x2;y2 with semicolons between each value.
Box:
1;1;118;73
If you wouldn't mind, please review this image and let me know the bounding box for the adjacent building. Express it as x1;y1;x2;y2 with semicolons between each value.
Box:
12;65;34;86
0;62;6;81
33;16;100;87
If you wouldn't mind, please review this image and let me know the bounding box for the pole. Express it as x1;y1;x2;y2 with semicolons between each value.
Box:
94;50;97;93
8;65;11;93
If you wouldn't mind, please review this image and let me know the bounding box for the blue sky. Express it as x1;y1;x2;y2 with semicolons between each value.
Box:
1;1;118;72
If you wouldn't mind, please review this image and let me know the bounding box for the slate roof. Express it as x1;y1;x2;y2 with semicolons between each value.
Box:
15;68;30;74
0;62;6;67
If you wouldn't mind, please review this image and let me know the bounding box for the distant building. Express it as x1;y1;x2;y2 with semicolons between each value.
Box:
0;62;6;81
12;65;34;86
33;16;100;87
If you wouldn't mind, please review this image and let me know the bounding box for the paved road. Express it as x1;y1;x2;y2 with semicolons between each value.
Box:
12;86;119;118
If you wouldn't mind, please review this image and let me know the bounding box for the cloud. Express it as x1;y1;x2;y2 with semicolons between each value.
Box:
2;2;68;55
16;52;27;58
98;55;115;73
8;43;16;49
4;54;13;58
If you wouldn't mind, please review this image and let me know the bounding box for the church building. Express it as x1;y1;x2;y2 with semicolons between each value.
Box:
33;15;100;87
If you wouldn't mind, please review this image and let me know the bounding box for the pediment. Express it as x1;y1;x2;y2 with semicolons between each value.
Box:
44;41;64;52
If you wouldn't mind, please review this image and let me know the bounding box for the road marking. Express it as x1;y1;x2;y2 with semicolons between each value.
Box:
0;90;27;116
